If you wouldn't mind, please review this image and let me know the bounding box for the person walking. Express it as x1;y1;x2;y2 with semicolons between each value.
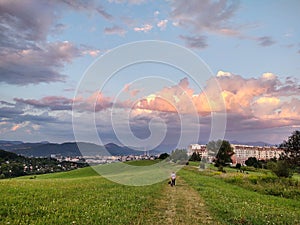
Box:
170;172;176;187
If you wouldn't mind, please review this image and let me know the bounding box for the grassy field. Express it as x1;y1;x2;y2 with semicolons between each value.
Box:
1;161;300;224
0;166;164;225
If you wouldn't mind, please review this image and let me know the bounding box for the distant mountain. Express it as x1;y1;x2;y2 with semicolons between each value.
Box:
0;140;24;147
0;141;153;157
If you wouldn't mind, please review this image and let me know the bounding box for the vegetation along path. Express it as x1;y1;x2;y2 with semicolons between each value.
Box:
140;176;219;225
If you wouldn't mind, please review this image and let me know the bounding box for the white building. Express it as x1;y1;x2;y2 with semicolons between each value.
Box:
188;143;284;165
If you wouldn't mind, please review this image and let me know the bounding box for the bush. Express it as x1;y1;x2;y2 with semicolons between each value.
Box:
267;160;293;178
158;153;169;160
236;163;241;169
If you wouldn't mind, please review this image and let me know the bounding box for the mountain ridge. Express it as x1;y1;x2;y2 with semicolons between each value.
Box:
0;141;157;157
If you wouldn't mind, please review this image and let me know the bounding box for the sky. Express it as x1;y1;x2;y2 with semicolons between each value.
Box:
0;0;300;151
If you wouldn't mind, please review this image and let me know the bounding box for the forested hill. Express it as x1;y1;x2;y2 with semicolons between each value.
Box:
0;149;86;179
0;141;152;157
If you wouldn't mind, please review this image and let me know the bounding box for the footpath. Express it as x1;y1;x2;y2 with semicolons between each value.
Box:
139;176;219;225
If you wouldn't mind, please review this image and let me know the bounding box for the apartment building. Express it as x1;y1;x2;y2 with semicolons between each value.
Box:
188;143;284;165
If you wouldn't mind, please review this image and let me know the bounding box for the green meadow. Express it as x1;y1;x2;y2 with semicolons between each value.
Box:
1;161;300;224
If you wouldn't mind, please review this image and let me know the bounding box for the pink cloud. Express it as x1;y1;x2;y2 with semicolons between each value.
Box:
133;24;153;32
157;19;168;30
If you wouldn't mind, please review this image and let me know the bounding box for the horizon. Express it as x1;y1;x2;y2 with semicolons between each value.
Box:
0;1;299;150
0;138;284;147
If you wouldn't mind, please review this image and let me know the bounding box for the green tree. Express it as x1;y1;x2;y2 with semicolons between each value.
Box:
207;140;234;167
245;157;263;168
169;149;188;164
189;152;202;161
280;130;300;170
158;153;169;160
267;160;292;178
206;140;222;158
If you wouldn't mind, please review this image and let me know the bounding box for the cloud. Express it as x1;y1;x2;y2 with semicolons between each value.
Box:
14;92;114;113
0;0;110;85
130;73;300;132
157;19;168;30
104;25;127;36
14;96;73;111
179;35;208;49
59;0;113;20
169;0;279;48
108;0;146;5
170;0;239;34
0;41;82;85
133;24;153;32
123;84;140;97
257;36;276;47
213;72;300;130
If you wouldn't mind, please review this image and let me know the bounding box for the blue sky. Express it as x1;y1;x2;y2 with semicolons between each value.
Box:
0;0;299;150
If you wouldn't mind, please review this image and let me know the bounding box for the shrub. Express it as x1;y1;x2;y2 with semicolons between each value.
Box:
268;160;293;178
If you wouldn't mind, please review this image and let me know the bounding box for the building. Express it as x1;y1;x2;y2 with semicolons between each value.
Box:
187;144;208;157
231;145;283;165
188;143;284;165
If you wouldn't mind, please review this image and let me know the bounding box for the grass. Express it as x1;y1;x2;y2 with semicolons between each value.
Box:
1;160;300;224
0;165;165;225
125;159;161;166
180;166;300;225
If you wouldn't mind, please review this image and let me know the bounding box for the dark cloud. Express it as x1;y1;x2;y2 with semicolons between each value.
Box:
104;25;126;36
0;106;24;118
179;35;208;49
14;96;73;111
257;36;276;47
0;0;110;85
0;41;82;85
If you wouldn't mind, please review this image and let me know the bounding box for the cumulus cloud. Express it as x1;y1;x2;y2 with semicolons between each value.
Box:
213;71;300;130
0;0;110;85
130;73;300;132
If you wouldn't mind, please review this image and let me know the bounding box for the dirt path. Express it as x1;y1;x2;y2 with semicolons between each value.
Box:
139;176;218;225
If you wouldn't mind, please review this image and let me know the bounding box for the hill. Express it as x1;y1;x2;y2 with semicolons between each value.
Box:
0;140;154;157
0;149;87;178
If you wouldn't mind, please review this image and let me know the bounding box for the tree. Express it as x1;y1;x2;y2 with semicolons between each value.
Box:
207;140;234;167
169;149;188;164
158;153;169;160
245;157;262;168
189;152;201;161
206;140;222;158
280;130;300;169
267;160;292;178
